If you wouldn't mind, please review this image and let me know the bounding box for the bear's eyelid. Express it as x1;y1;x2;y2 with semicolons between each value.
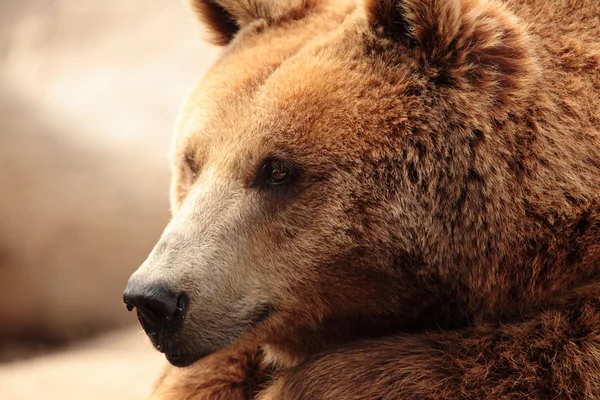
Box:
184;154;198;178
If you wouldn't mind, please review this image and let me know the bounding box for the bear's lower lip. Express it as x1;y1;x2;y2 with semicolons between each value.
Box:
165;351;199;367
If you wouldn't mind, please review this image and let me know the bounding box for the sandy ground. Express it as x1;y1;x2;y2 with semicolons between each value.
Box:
0;328;165;400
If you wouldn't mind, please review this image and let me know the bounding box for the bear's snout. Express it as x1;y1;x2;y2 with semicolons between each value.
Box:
123;278;188;337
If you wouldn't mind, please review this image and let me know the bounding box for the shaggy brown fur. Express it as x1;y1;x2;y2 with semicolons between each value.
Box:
140;0;600;398
150;341;272;400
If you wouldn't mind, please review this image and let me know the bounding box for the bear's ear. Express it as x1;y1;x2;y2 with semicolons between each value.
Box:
189;0;239;46
189;0;314;46
364;0;539;109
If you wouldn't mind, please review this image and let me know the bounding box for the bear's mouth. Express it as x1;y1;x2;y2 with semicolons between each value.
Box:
151;336;210;367
250;303;277;327
151;302;277;367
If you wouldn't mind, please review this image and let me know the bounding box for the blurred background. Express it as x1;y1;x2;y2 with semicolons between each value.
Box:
0;1;218;398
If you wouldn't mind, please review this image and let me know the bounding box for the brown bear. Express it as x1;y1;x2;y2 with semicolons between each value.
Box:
123;0;600;398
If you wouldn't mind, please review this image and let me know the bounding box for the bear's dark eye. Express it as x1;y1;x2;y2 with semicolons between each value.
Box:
264;159;290;186
253;158;299;190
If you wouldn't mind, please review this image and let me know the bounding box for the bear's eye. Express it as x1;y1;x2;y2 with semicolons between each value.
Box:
254;158;297;189
253;157;301;191
265;160;290;186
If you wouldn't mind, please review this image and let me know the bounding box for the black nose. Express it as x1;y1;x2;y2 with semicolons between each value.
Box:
123;279;186;332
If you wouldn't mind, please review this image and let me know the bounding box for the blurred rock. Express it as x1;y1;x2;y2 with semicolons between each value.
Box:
0;0;219;152
0;91;170;347
0;0;218;354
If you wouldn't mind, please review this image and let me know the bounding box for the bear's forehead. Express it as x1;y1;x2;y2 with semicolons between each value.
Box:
176;13;415;165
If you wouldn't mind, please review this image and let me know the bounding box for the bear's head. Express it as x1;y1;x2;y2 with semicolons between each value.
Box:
124;0;540;367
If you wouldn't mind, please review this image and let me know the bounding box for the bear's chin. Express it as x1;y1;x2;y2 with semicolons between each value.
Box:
164;350;209;368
